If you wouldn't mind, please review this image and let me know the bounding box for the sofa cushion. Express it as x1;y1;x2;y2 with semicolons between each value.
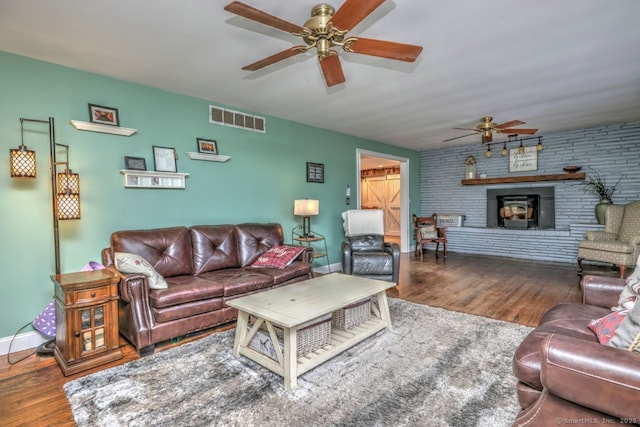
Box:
190;225;239;275
151;297;224;323
111;226;193;277
348;235;385;252
197;268;274;297
235;223;284;267
251;245;306;269
148;275;224;308
251;261;312;285
114;252;168;290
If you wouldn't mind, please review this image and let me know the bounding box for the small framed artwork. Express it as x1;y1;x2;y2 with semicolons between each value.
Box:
306;162;324;183
152;146;177;172
124;156;146;171
197;138;218;154
88;103;119;126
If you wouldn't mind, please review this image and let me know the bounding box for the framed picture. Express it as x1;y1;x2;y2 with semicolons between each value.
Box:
124;156;146;171
88;103;119;126
197;138;218;154
509;146;538;172
152;146;177;172
306;162;324;183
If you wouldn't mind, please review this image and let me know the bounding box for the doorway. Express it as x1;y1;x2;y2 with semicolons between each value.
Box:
356;149;410;253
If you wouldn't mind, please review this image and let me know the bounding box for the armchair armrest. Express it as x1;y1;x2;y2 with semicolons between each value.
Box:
584;230;617;241
384;242;401;284
581;275;626;308
541;334;640;420
341;241;353;275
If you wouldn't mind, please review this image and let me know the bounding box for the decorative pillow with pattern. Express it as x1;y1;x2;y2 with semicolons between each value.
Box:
589;310;628;345
251;245;306;270
609;295;640;352
614;257;640;310
114;252;168;290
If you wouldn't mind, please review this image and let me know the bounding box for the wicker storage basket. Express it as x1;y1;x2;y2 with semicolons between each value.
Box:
332;298;372;329
249;314;331;359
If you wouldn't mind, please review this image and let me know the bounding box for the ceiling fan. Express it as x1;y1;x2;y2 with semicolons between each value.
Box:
224;1;423;87
444;116;538;143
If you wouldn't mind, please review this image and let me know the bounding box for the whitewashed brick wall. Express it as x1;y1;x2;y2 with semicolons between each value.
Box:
419;121;640;263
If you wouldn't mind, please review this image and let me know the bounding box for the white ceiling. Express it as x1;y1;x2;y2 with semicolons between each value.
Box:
1;0;639;152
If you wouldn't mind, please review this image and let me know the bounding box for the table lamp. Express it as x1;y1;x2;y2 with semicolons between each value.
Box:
294;199;319;237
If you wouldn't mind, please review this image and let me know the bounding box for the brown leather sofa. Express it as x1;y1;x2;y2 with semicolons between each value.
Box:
101;223;313;355
512;275;640;426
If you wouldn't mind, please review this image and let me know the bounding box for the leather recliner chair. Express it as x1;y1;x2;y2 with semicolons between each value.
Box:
340;209;400;283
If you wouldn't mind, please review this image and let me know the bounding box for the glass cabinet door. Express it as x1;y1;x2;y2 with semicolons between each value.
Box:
79;305;107;353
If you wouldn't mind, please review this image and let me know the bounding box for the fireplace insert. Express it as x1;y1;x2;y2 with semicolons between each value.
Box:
487;187;555;229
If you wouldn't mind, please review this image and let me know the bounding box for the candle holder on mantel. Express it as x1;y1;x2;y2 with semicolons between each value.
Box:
465;156;476;179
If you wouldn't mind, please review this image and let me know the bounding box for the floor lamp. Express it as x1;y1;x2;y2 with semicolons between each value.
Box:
9;117;81;355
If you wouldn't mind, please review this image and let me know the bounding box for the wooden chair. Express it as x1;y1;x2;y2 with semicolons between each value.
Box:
413;213;447;260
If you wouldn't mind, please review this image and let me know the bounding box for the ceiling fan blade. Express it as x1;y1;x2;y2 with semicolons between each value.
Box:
224;1;305;34
452;127;479;132
495;120;525;129
320;54;346;87
241;47;306;71
499;128;538;134
443;133;478;142
330;0;386;31
482;134;493;144
346;37;423;62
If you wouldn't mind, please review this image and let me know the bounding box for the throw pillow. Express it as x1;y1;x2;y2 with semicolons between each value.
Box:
114;252;168;290
589;310;627;345
419;225;438;239
609;295;640;352
613;274;640;311
251;245;306;270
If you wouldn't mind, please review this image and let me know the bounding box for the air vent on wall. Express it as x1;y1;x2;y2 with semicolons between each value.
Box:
209;105;266;133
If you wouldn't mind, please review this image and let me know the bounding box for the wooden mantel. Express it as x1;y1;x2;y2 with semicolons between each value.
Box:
461;172;585;185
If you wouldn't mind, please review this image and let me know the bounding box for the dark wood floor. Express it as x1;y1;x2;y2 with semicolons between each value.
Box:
0;251;583;427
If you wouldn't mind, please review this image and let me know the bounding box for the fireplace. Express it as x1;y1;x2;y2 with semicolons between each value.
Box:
487;187;555;229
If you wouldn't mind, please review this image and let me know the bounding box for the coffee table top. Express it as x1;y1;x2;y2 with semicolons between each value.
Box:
226;273;395;328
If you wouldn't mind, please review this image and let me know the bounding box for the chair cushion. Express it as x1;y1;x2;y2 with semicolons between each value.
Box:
579;240;634;254
352;251;393;275
348;235;385;252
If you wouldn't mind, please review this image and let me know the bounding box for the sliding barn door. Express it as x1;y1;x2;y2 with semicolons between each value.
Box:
360;174;401;236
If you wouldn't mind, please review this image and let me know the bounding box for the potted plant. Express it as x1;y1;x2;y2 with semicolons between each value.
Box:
580;168;622;224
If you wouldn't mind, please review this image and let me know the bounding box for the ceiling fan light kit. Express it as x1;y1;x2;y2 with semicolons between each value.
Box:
224;1;423;87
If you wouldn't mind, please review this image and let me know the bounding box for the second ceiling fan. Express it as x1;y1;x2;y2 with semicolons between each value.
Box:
444;116;538;143
224;0;423;87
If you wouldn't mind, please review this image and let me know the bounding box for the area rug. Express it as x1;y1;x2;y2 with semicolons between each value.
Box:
64;298;532;427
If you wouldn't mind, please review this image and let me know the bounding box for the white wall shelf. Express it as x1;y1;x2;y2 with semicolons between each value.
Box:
186;152;231;162
120;170;188;189
70;120;137;136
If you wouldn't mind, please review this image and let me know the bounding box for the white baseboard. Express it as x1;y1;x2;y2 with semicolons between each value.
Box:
313;262;342;275
0;331;50;356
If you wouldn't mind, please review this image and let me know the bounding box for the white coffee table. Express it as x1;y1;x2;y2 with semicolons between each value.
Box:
227;273;395;389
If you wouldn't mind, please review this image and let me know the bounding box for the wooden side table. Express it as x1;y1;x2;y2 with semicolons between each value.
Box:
52;269;123;376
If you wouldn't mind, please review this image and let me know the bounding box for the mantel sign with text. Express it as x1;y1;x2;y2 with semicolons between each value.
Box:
509;146;538;172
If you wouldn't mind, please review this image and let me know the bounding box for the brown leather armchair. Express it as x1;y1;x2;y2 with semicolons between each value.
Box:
512;275;640;426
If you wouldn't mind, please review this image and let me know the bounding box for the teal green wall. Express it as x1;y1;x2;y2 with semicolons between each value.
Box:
0;51;420;338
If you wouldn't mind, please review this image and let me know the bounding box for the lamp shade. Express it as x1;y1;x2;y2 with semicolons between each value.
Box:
32;300;56;338
57;169;80;194
294;199;319;216
9;146;36;177
56;193;81;220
